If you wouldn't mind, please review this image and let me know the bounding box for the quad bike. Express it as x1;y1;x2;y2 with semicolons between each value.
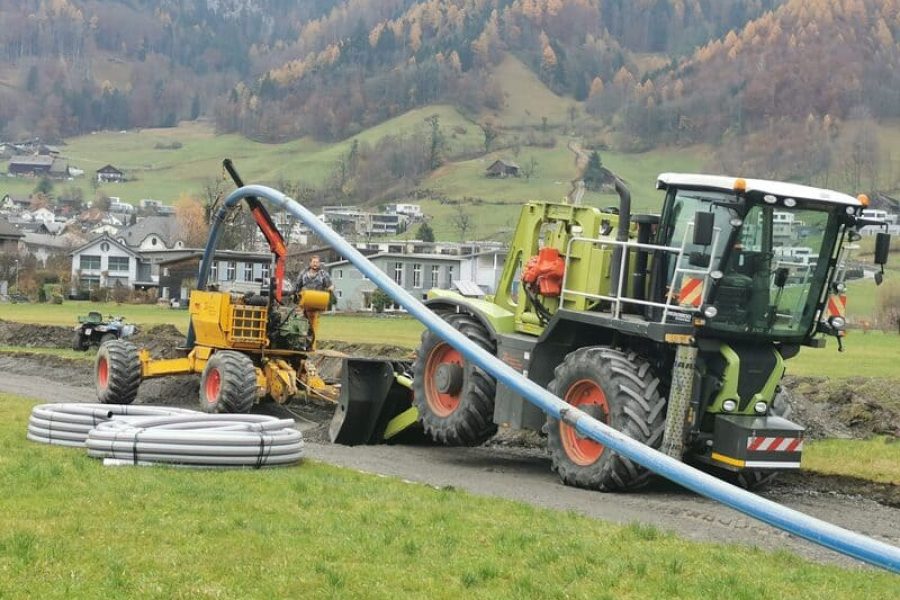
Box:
72;311;137;351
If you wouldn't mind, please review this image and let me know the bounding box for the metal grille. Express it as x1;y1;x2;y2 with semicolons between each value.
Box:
229;306;267;344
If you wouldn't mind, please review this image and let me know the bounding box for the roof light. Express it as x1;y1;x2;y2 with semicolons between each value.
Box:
858;194;870;207
784;198;797;207
763;194;777;204
733;178;747;193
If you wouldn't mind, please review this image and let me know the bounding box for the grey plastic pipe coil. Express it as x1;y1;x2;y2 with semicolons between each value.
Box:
27;403;196;448
85;413;304;468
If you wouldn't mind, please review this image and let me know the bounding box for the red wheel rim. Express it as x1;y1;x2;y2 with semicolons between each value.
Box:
560;379;609;466
424;342;464;417
205;368;221;404
97;356;109;389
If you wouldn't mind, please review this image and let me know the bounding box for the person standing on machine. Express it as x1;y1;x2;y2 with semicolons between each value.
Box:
295;255;333;348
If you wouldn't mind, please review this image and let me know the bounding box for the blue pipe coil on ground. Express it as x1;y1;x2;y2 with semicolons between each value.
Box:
217;184;900;573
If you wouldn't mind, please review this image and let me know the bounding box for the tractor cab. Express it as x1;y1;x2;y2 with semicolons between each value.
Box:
653;174;891;345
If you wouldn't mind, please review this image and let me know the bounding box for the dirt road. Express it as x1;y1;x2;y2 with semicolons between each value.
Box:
2;356;898;569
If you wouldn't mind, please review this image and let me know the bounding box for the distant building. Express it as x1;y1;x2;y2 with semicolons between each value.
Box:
116;215;184;250
327;244;507;311
485;159;520;178
8;155;53;176
322;206;409;236
96;164;125;183
385;203;423;218
0;194;31;214
70;234;142;290
158;250;273;302
0;219;24;254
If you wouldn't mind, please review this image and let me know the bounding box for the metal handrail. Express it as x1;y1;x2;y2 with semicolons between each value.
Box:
560;223;720;323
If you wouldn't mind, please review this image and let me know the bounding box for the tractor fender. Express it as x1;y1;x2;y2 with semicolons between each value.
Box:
423;290;515;340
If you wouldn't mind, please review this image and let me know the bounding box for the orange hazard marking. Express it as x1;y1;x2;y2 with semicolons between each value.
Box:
826;294;847;318
678;277;704;308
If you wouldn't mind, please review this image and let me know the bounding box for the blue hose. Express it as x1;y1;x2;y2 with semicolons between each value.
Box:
223;185;900;573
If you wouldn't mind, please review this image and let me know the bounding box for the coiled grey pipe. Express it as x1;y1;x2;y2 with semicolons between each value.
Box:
27;403;197;448
86;413;304;468
216;184;900;572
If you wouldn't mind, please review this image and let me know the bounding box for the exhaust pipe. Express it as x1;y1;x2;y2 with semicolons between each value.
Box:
609;178;632;299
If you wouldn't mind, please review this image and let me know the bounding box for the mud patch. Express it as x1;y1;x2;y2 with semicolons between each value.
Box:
782;376;900;439
774;471;900;509
0;320;73;348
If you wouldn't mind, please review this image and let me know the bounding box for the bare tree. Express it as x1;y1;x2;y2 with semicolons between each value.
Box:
451;204;473;242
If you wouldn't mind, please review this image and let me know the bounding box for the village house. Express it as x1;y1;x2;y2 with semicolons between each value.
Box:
158;250;273;303
0;218;24;254
96;164;125;183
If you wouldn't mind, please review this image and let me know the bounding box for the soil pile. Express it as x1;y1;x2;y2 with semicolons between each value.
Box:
0;320;73;348
783;376;900;439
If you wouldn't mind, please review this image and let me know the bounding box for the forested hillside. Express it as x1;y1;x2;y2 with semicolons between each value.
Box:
0;0;780;142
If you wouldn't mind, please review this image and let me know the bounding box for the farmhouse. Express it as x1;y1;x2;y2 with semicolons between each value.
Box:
96;164;125;183
485;159;520;178
0;219;24;254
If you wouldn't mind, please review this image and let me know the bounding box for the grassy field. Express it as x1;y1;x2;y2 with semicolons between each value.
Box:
786;332;900;379
1;105;483;204
0;301;427;346
480;54;580;128
802;437;900;484
1;393;897;599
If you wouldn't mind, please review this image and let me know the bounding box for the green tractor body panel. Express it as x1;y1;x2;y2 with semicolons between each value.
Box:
707;343;785;415
426;288;516;334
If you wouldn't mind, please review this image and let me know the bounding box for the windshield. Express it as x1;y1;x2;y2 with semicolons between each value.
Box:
707;203;838;338
661;189;740;281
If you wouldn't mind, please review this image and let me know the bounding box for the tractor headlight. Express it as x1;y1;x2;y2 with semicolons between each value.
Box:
722;400;737;412
829;316;846;330
703;305;718;318
784;197;797;207
833;282;846;293
754;401;768;414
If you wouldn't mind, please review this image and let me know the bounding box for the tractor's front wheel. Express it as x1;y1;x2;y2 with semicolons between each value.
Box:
412;313;497;445
547;346;666;491
95;340;141;404
100;333;117;345
199;351;258;414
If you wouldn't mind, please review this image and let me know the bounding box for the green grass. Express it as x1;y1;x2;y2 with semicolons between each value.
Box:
2;106;483;205
0;301;424;347
803;437;900;484
0;301;190;331
1;393;897;598
786;332;900;379
481;54;580;128
0;346;92;361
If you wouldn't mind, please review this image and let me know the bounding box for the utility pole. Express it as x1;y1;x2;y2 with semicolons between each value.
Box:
14;258;19;292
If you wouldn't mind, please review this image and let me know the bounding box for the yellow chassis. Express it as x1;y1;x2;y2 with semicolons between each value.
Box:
138;346;327;405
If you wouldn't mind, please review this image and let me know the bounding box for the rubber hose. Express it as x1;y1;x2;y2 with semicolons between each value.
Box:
86;413;304;468
27;403;197;448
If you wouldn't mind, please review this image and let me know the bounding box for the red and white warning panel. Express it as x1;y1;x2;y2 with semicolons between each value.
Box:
825;294;847;319
709;414;804;471
678;277;704;308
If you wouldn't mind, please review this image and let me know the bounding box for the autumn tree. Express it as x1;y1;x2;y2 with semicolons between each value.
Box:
174;194;209;248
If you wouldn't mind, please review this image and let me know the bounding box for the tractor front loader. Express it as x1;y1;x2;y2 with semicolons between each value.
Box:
331;174;892;492
94;161;331;412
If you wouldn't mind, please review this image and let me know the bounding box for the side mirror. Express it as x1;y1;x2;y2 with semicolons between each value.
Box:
874;232;891;266
693;212;714;246
774;267;789;288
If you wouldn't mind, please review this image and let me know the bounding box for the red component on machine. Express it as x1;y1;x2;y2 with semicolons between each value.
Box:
522;247;566;297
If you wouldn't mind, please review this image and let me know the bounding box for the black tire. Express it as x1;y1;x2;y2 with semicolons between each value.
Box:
72;331;88;352
100;333;117;345
412;313;497;446
547;346;666;492
95;340;141;404
731;389;793;490
199;351;258;414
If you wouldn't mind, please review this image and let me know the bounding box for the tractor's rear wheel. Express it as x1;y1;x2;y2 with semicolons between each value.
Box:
199;351;258;414
412;313;497;445
95;340;141;404
547;346;666;491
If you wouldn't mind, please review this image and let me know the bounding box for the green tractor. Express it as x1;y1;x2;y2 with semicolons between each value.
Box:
332;174;892;491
